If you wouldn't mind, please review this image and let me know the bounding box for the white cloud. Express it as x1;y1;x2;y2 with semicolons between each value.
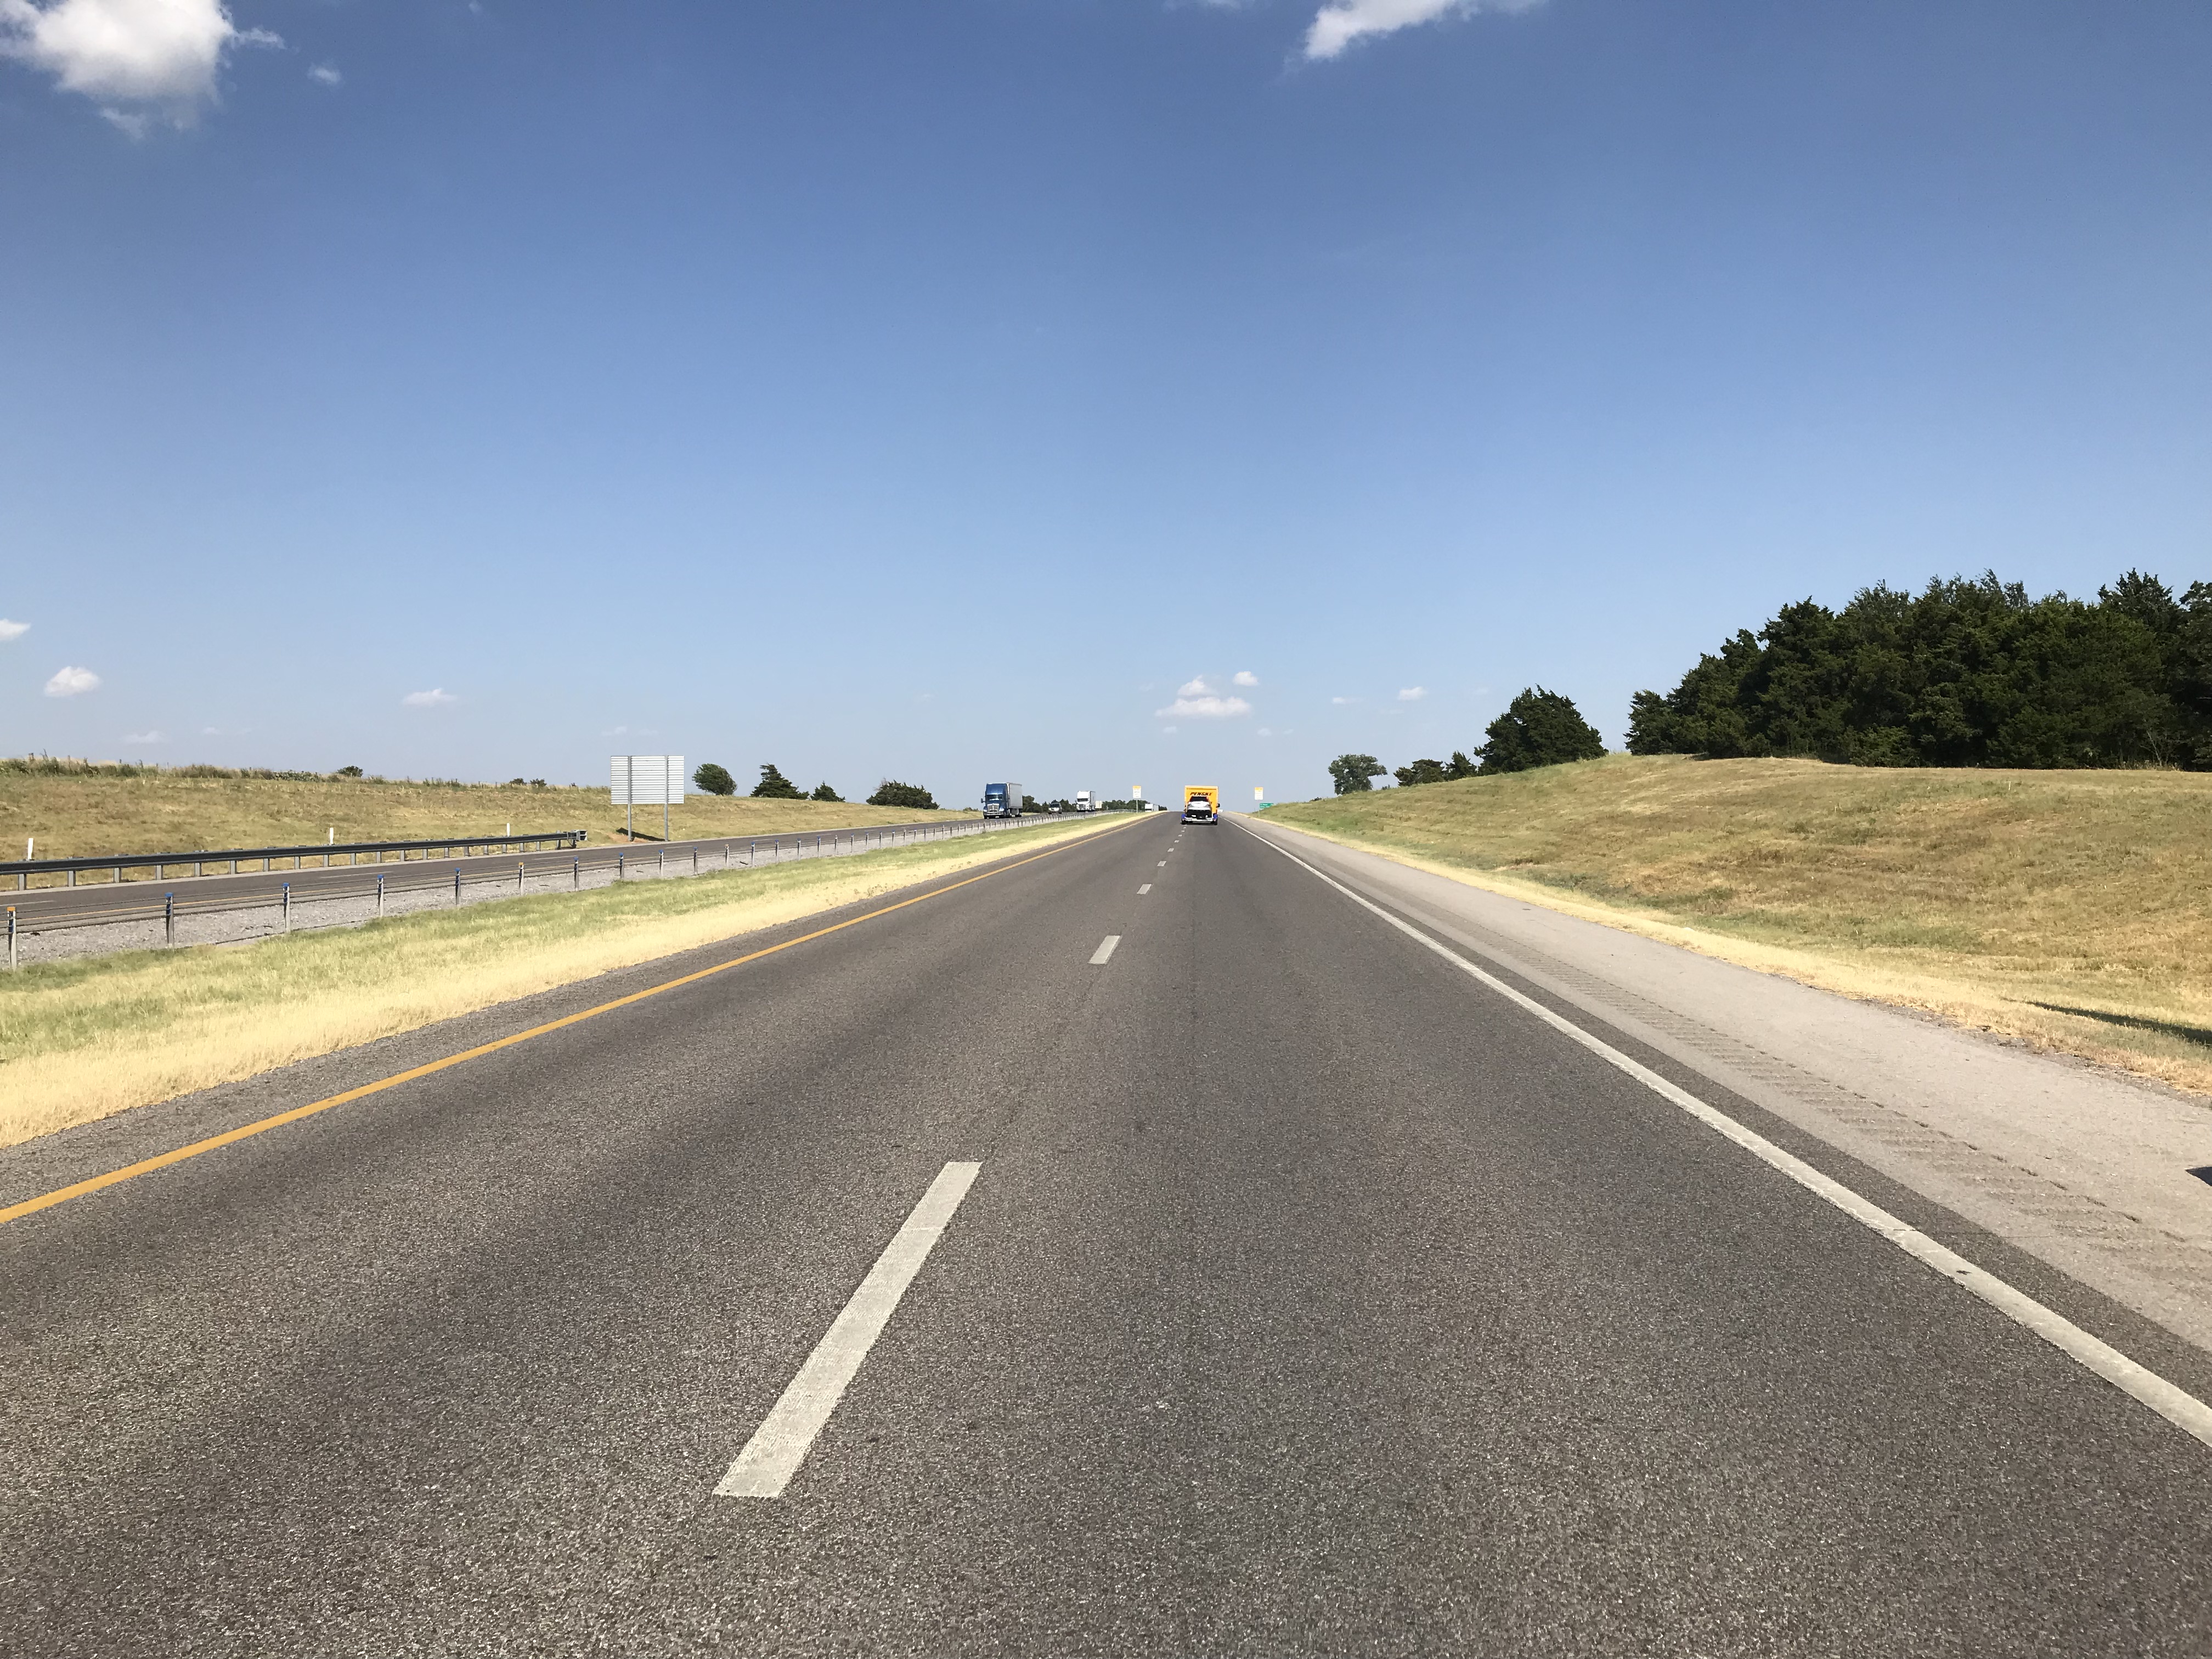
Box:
1257;727;1272;737
306;60;337;85
43;664;99;697
1398;686;1427;701
122;729;162;744
1177;675;1212;697
1233;670;1259;687
0;0;280;127
402;687;458;707
1156;694;1253;720
1304;0;1542;61
1331;695;1357;705
0;618;27;641
1160;726;1178;736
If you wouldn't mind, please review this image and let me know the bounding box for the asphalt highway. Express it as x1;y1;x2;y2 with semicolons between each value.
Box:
4;812;2209;1655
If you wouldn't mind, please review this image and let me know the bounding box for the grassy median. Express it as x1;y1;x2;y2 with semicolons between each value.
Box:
1261;754;2212;1101
0;815;1128;1148
0;758;975;867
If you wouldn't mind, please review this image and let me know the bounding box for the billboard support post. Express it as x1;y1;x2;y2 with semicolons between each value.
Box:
610;755;686;845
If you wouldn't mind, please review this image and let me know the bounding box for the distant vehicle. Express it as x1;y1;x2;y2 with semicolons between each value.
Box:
1182;786;1220;824
1075;790;1094;813
983;782;1023;819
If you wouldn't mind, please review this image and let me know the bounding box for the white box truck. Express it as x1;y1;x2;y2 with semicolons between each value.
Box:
1075;790;1094;813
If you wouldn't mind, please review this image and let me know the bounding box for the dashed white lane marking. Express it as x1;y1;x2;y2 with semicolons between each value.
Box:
1138;884;1152;894
716;1162;981;1499
1090;934;1121;964
1158;861;1167;867
1242;825;2212;1457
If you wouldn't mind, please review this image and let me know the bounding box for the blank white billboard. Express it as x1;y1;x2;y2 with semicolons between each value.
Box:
610;754;686;805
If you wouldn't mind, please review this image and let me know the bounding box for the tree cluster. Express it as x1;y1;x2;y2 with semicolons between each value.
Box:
1626;571;2212;769
1335;687;1607;795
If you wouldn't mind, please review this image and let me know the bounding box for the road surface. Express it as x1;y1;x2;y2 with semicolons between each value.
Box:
3;811;2208;1655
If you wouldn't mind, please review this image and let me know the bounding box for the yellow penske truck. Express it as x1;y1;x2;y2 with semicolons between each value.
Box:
1182;786;1220;824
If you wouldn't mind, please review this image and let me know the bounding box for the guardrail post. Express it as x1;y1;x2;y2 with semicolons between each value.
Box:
517;860;525;894
453;867;462;906
572;857;580;889
376;874;386;916
5;906;14;970
748;840;755;866
617;854;625;882
281;883;291;934
692;848;698;874
165;892;174;946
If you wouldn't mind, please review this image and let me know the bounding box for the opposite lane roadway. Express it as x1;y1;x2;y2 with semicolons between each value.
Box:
2;811;2208;1655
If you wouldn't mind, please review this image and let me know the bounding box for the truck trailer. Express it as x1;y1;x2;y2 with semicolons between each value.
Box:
1182;786;1220;824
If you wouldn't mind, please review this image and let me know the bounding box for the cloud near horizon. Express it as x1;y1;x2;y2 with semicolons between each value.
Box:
1398;686;1427;701
0;618;28;641
44;664;99;697
1233;670;1259;687
402;687;458;707
0;0;279;129
1304;0;1543;61
1156;693;1254;720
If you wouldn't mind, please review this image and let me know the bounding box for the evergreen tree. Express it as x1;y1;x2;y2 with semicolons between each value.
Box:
809;781;843;802
1393;758;1449;787
1328;754;1385;794
752;763;804;799
692;761;737;797
1479;689;1606;774
868;780;937;809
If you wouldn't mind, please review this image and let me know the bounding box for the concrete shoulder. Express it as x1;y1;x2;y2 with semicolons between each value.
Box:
1242;817;2212;1359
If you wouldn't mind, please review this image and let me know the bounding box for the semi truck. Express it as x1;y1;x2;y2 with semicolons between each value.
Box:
983;782;1024;819
1182;786;1220;824
1075;790;1094;813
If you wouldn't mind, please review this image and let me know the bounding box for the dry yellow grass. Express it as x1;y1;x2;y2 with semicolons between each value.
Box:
0;760;974;866
1262;754;2212;1101
0;814;1128;1148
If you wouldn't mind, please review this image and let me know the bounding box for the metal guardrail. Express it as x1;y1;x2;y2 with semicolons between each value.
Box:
3;831;589;890
0;815;1041;968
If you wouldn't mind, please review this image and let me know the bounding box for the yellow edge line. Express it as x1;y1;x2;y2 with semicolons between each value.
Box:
0;820;1135;1230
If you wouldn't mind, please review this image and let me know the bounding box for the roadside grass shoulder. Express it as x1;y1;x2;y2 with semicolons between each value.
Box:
1260;754;2212;1101
0;815;1122;1148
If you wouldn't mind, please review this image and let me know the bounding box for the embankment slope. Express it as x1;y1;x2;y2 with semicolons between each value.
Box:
1260;754;2212;1100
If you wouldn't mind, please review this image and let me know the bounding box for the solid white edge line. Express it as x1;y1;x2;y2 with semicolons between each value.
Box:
1090;934;1121;964
1237;823;2212;1455
716;1161;982;1499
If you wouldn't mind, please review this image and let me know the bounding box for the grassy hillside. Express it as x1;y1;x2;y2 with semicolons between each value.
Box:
1261;754;2212;1099
0;759;977;862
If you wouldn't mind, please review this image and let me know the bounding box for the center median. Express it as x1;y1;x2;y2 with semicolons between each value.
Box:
0;814;1131;1151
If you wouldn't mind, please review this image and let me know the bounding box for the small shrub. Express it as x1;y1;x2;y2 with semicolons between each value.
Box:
868;780;936;809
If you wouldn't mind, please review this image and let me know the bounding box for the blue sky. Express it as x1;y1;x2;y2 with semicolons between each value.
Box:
3;0;2206;808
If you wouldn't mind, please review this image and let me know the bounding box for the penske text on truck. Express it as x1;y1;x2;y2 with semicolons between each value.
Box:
1182;786;1220;823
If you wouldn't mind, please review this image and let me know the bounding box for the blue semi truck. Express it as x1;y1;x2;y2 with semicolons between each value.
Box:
983;782;1024;819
